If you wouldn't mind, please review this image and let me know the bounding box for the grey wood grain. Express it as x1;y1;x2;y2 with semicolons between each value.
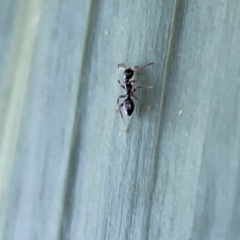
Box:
1;0;240;240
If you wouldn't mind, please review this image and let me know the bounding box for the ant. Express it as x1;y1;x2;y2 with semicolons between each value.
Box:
116;62;154;132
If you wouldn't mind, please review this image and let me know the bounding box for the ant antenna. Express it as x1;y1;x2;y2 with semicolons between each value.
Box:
133;62;154;72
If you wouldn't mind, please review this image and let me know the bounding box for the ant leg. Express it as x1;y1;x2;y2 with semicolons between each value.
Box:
131;93;139;101
132;88;153;111
131;79;153;86
117;103;128;132
118;63;126;71
133;62;154;73
116;94;127;116
116;78;125;89
129;80;138;83
133;85;153;91
117;103;124;118
116;94;127;110
123;124;129;133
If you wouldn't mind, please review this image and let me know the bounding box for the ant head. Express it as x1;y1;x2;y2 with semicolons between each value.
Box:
123;68;134;79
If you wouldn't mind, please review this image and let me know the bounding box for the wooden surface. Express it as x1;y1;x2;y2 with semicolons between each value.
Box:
1;0;240;239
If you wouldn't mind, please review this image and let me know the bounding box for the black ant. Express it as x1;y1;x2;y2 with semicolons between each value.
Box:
116;62;154;132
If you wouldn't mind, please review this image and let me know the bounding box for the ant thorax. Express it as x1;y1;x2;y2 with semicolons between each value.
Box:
124;82;133;93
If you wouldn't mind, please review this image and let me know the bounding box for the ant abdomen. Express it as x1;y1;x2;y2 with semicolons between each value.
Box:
123;98;134;116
